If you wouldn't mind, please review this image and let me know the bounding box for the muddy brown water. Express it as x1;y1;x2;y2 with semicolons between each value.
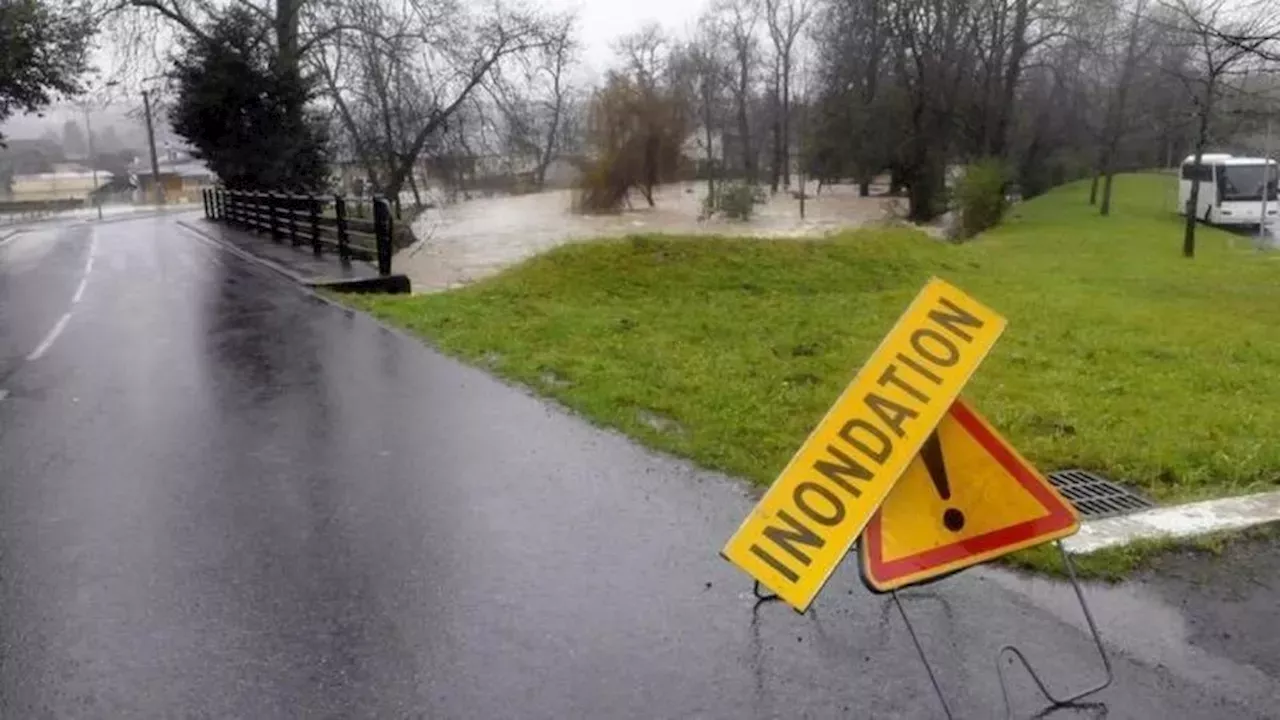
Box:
398;181;905;292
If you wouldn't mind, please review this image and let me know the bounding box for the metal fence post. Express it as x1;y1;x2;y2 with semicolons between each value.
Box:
202;189;209;218
334;194;350;266
374;195;393;277
308;194;321;256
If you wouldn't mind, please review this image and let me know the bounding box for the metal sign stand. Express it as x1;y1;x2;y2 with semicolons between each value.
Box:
749;541;1110;718
888;541;1112;718
752;580;779;604
995;540;1113;716
893;590;956;720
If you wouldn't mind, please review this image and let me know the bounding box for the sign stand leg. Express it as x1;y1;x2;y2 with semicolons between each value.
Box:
996;540;1114;715
892;590;956;720
752;580;780;604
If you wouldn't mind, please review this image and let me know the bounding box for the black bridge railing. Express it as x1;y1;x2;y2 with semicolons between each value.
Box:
202;189;395;276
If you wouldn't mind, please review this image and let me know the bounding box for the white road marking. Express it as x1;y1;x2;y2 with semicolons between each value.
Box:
0;389;9;403
75;228;97;302
72;275;89;304
28;313;72;361
1064;490;1280;554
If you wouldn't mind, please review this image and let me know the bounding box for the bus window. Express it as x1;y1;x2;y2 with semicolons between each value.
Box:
1218;164;1280;202
1180;163;1214;182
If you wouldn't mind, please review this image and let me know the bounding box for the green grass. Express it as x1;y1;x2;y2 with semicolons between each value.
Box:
352;173;1280;505
1006;521;1280;582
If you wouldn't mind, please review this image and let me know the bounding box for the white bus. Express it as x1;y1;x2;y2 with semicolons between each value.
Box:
1179;154;1279;226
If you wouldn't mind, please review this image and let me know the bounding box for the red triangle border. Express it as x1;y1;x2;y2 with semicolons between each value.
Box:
863;400;1078;585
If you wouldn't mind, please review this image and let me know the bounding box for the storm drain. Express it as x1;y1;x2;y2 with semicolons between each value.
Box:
1047;469;1155;519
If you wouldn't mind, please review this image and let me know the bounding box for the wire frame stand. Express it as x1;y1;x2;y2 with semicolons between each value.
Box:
995;540;1113;716
892;590;956;720
889;540;1112;719
752;580;780;604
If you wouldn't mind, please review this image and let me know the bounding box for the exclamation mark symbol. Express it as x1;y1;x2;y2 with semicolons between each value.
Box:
921;430;965;532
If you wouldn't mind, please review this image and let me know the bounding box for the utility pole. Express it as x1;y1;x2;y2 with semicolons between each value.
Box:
1262;116;1273;248
143;90;164;205
83;106;102;220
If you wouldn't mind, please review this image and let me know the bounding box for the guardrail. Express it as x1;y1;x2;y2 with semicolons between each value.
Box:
202;189;395;276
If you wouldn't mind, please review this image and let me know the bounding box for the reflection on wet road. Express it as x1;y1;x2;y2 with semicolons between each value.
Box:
0;215;1275;717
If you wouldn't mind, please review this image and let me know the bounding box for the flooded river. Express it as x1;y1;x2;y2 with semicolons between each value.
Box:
399;181;897;292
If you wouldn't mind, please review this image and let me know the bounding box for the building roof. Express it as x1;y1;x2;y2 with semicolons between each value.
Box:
13;171;113;182
1183;154;1278;166
131;160;214;179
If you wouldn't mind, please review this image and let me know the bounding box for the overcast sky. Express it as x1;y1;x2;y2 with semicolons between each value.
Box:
546;0;707;69
1;0;710;142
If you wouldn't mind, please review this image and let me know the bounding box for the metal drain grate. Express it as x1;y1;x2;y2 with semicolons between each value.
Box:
1047;469;1155;519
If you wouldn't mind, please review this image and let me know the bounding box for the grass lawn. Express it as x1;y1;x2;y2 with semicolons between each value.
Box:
353;173;1280;512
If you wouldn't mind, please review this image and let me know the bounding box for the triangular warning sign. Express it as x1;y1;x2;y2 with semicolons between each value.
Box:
860;398;1080;593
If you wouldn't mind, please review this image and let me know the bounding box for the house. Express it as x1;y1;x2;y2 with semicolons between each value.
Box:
131;158;216;204
5;166;108;202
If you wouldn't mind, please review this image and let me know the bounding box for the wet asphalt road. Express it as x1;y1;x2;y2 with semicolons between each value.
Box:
0;216;1276;718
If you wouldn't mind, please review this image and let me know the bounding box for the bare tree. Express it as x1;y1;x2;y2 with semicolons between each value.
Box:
484;13;580;190
313;0;559;202
890;0;977;221
530;17;579;189
713;0;762;183
613;22;670;92
812;0;892;195
763;0;813;190
673;15;731;198
1098;0;1154;216
1161;0;1273;257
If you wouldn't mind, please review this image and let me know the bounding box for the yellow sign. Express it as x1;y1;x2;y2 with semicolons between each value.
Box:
859;399;1081;593
721;278;1007;611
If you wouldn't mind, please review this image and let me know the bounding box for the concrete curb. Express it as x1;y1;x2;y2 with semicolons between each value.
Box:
0;229;22;248
1064;490;1280;554
177;219;411;294
311;275;412;295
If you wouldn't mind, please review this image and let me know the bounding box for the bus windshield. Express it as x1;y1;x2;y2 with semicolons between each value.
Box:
1218;164;1280;202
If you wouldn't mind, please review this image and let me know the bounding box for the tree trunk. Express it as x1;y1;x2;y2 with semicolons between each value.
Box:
1098;0;1145;218
907;162;944;223
781;56;791;189
1184;103;1212;259
770;67;782;193
990;0;1030;158
890;168;904;196
859;179;870;197
1100;166;1116;216
274;0;300;78
408;171;422;209
536;71;565;191
906;115;944;223
736;58;753;183
703;81;717;200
